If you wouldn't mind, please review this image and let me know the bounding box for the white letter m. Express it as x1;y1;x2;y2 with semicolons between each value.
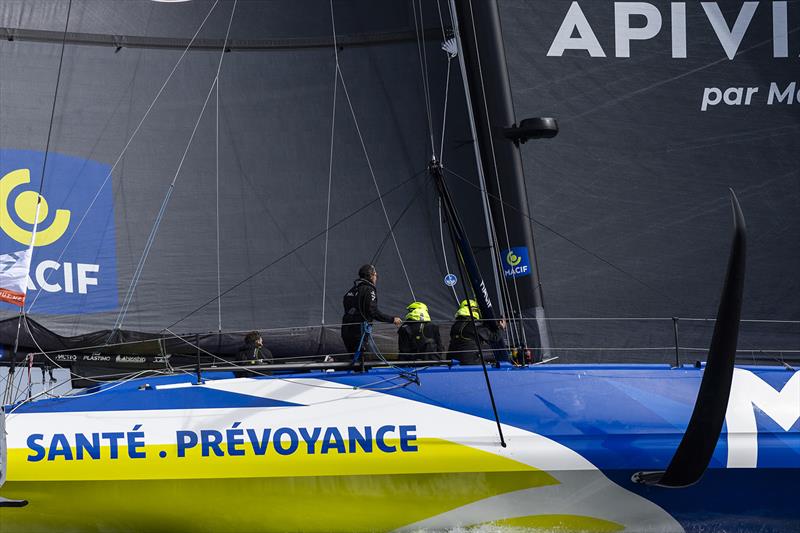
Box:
725;368;799;468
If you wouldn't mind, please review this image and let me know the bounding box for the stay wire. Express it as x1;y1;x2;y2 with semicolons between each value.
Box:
435;171;515;354
433;1;458;303
115;0;238;331
215;57;222;331
166;169;426;329
321;70;336;325
27;0;222;312
435;0;453;163
7;0;71;388
330;1;416;302
435;0;449;41
162;327;416;392
438;58;452;165
412;0;436;157
441;166;683;307
36;0;72;198
464;0;528;347
215;0;239;334
6;315;163;411
435;1;455;164
336;67;416;301
322;1;340;325
370;180;427;265
443;204;506;447
445;3;517;348
438;199;459;304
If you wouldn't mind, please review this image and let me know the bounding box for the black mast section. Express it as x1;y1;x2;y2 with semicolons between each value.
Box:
451;0;551;356
429;160;498;324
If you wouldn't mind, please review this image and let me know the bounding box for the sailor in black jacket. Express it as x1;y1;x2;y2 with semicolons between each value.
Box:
341;264;401;355
448;299;505;365
398;301;443;360
236;331;273;364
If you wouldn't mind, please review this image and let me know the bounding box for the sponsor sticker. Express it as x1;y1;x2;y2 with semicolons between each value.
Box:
501;246;531;278
0;150;117;313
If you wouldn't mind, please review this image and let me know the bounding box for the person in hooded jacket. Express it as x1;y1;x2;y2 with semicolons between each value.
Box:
448;299;505;365
341;264;401;356
398;301;443;360
236;331;273;364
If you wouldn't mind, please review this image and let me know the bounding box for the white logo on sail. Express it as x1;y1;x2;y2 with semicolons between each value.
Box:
725;368;800;468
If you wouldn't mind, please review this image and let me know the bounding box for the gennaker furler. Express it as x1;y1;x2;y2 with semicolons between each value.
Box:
0;1;798;532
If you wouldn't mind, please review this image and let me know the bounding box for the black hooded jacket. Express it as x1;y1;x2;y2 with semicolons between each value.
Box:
398;321;443;360
340;278;395;352
341;278;394;325
236;342;273;364
448;317;501;365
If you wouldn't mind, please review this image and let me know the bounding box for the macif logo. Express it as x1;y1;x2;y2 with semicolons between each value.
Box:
502;247;531;279
0;150;117;313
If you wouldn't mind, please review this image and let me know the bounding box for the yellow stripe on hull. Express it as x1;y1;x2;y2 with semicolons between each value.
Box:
0;471;554;533
483;514;624;532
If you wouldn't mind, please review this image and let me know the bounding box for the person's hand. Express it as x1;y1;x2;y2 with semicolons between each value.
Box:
498;319;506;330
393;317;402;327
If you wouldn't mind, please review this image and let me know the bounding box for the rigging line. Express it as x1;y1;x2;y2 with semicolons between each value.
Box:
322;1;339;324
27;0;222;313
18;315;141;390
7;0;70;380
215;0;239;332
216;66;222;332
161;327;411;392
370;181;426;265
19;0;71;359
115;76;214;330
36;0;72;198
457;1;523;345
443;203;506;446
321;71;336;325
446;2;513;344
438;58;452;165
464;0;528;348
417;0;435;153
518;151;553;348
166;169;426;329
441;166;683;307
329;0;414;301
444;206;513;348
336;65;416;302
7;370;154;416
220;104;329;300
10;368;27;406
435;0;449;41
328;0;341;63
438;199;459;303
412;0;436;157
432;17;454;299
115;0;238;331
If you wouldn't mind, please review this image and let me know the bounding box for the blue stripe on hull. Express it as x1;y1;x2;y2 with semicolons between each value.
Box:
605;468;800;533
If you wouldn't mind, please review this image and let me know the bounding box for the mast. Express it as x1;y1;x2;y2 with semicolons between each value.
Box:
429;160;498;327
450;0;551;357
